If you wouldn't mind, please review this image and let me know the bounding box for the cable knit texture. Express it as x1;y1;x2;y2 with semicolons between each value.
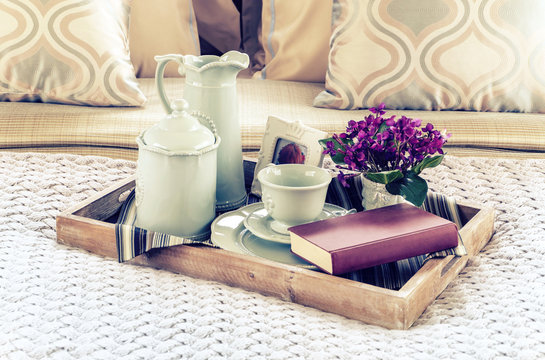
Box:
0;152;544;359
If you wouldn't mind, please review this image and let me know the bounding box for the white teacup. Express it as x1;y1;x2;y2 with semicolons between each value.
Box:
257;164;332;234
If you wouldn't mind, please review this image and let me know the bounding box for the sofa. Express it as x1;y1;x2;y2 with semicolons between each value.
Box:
3;77;545;161
1;0;545;162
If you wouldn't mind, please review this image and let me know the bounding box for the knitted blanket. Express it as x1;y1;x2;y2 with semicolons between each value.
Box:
1;152;544;359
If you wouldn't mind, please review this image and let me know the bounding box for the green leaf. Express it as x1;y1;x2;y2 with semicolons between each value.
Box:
385;171;428;207
318;138;333;150
364;170;403;184
319;137;347;165
376;121;389;135
412;155;444;175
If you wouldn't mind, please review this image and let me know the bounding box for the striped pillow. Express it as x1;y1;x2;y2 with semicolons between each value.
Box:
314;0;545;113
0;0;146;107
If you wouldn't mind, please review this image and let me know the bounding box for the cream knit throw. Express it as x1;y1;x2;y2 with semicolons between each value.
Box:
1;152;544;359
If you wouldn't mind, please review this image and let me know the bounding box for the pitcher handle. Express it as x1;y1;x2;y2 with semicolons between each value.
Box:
154;54;185;114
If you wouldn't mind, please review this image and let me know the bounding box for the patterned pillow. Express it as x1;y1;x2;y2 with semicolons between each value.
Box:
253;0;332;82
0;0;146;107
129;0;199;78
314;0;545;112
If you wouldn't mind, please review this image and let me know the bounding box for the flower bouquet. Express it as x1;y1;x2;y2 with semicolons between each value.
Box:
319;103;450;207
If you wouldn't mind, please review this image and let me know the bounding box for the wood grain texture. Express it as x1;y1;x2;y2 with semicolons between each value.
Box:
133;245;406;329
71;176;136;220
56;177;495;329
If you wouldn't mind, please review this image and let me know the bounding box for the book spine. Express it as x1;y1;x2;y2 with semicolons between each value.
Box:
332;223;458;275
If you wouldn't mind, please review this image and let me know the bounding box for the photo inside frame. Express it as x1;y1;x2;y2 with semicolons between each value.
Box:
272;138;307;164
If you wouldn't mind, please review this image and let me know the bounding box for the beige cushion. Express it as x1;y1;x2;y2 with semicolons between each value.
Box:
1;78;545;160
253;0;332;82
129;0;200;78
315;0;545;112
0;0;145;107
236;80;545;156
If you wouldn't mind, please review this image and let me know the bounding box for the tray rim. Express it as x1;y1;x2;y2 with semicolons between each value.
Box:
56;174;495;330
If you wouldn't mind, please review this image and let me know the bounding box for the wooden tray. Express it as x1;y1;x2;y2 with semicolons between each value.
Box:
56;171;495;330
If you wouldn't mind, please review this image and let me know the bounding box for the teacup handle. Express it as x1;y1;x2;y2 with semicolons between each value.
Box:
154;54;185;114
260;163;276;215
262;193;275;217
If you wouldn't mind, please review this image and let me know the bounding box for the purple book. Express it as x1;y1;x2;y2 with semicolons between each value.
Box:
289;203;459;275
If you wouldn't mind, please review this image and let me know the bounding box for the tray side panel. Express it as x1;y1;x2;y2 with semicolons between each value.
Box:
286;269;407;329
135;245;408;329
57;215;118;259
458;207;496;256
68;176;135;221
400;256;469;328
399;206;495;328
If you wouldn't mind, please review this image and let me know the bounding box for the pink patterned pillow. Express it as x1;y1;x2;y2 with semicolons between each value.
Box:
315;0;545;113
0;0;146;107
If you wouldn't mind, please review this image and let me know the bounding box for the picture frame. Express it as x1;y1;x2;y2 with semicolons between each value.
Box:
250;116;329;196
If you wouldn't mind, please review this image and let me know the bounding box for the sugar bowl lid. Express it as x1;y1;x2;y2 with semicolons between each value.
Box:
142;99;216;152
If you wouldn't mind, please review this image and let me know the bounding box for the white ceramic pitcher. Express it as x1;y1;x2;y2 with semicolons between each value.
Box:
155;51;249;212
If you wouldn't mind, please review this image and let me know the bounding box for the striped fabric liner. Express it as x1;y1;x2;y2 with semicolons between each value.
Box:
115;175;466;290
115;191;212;263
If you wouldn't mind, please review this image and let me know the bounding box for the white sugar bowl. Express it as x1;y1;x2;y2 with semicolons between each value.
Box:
135;99;220;238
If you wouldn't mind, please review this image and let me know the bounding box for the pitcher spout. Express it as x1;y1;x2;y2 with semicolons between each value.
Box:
182;51;249;74
218;50;250;70
182;51;249;87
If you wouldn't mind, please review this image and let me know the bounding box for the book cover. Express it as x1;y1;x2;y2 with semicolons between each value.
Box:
289;203;459;275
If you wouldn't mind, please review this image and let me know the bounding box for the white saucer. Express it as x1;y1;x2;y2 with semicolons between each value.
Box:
243;202;352;244
210;202;318;269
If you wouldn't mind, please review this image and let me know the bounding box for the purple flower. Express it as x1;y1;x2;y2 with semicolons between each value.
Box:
346;120;358;133
356;151;365;162
337;172;350;187
323;104;450;175
323;140;337;156
369;102;386;116
385;116;396;126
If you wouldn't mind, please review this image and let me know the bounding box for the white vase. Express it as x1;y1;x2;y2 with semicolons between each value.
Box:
361;174;407;211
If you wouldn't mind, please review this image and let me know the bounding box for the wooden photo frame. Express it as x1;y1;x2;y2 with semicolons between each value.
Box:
250;116;328;196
